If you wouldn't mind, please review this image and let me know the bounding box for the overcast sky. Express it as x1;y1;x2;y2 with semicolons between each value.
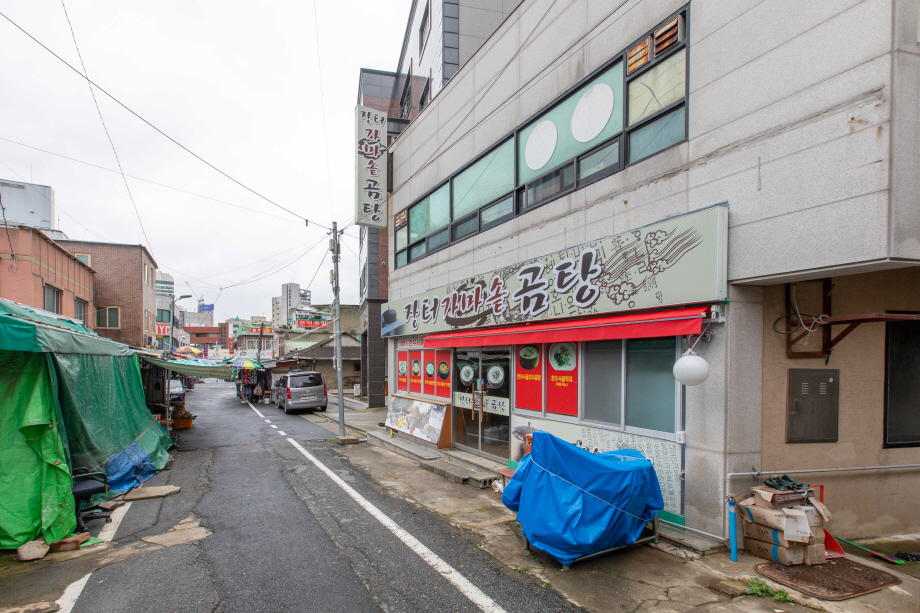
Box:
0;0;408;320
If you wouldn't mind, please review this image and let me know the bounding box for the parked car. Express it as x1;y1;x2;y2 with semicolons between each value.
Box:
168;379;185;405
272;372;327;414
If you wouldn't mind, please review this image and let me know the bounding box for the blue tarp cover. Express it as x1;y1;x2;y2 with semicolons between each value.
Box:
503;431;664;565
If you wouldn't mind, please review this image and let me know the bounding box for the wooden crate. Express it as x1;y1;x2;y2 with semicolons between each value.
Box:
173;418;194;429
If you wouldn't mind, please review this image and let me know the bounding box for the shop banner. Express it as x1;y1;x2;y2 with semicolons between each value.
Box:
409;350;422;393
296;319;328;328
355;105;388;228
423;353;437;396
397;351;408;391
435;350;452;399
510;415;682;514
385;396;446;444
546;342;578;416
381;205;727;337
515;344;542;411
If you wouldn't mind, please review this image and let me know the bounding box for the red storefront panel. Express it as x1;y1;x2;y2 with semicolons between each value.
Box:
409;350;422;394
515;344;542;411
397;351;408;391
435;349;452;399
546;342;578;416
423;350;437;396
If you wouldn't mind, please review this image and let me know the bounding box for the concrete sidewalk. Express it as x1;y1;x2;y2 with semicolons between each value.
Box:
335;442;920;613
302;405;387;439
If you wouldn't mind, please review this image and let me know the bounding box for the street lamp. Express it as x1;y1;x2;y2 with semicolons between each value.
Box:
166;294;193;355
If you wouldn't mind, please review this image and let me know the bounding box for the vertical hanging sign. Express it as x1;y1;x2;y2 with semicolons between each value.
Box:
355;105;388;228
546;342;578;416
515;344;543;412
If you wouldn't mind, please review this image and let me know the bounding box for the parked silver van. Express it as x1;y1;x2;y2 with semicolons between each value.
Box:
272;371;327;414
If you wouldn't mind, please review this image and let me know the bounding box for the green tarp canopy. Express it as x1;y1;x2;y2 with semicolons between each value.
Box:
142;356;234;379
0;301;172;548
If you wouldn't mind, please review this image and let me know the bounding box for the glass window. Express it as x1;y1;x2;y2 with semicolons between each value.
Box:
625;339;676;433
409;241;426;261
75;254;90;265
628;49;686;126
525;163;575;209
43;286;61;314
107;307;119;329
74;298;87;323
409;183;449;243
395;250;408;268
578;140;620;181
452;214;478;241
518;61;623;184
427;228;448;252
395;225;408;251
452;139;514;219
886;319;920;446
96;308;106;328
480;196;514;228
583;341;622;425
628;106;685;163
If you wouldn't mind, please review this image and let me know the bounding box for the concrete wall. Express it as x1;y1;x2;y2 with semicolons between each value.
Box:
761;269;920;538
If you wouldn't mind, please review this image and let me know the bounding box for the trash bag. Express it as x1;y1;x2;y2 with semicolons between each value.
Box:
503;431;663;565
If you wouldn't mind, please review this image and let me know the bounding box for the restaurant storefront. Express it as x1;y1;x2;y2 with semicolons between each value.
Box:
383;205;728;517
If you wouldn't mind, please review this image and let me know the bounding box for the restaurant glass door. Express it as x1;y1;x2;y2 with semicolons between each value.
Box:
452;347;511;462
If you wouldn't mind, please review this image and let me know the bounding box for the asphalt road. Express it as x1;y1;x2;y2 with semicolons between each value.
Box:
68;381;576;613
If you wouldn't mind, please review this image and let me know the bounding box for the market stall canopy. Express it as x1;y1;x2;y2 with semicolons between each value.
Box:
0;301;132;356
423;305;711;348
141;356;234;379
174;346;202;355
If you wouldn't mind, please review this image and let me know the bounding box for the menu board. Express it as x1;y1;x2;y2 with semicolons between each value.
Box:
515;344;542;411
385;396;446;445
423;351;437;396
409;350;422;394
546;342;578;416
397;351;408;391
435;350;452;399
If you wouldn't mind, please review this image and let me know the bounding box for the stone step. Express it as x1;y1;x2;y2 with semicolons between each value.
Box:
366;431;439;462
440;448;507;475
419;459;498;489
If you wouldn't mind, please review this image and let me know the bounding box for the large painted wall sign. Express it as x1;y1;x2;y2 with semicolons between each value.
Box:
382;205;727;338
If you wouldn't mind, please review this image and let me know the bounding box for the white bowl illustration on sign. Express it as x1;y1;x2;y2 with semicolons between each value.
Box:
399;361;407;375
525;120;557;171
487;365;505;387
571;83;614;143
460;363;476;385
549;343;577;371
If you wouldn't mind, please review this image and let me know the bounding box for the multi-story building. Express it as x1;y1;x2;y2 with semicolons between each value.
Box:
276;283;310;326
155;294;183;351
0;179;55;231
58;239;157;348
184;325;221;351
379;0;920;541
271;296;282;328
218;322;230;353
0;224;94;326
155;271;175;297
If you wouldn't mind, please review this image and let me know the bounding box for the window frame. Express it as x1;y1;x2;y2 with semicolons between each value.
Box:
43;284;62;314
74;297;88;324
883;311;920;449
95;306;121;329
392;6;690;270
74;253;91;266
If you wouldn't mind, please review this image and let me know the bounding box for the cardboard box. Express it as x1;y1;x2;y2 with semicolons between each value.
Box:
744;537;805;566
743;520;825;548
752;486;815;509
737;499;814;543
805;543;827;565
791;505;824;528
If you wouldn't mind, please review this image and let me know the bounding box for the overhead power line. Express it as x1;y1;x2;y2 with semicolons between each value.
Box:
0;9;329;230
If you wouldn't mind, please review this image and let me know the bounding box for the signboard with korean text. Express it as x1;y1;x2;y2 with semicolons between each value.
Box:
510;415;682;514
249;328;273;334
452;392;511;416
156;323;171;337
435;349;452;399
409;350;422;394
397;351;408;391
423;352;437;396
200;304;214;312
515;344;542;411
546;342;578;415
355;105;388;228
296;318;328;329
381;205;727;337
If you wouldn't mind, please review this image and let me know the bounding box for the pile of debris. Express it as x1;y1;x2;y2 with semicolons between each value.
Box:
737;477;831;566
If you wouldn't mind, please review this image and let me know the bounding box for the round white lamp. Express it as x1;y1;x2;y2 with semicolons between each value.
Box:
673;351;710;386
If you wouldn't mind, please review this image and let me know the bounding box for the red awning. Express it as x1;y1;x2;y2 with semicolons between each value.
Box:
423;305;711;348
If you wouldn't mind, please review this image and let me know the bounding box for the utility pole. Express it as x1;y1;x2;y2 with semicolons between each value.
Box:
331;221;351;443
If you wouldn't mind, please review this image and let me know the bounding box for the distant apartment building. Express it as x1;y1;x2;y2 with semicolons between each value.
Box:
179;307;214;327
58;239;157;348
184;325;220;348
0;225;94;327
276;283;311;326
155;271;175;297
271;296;282;327
0;179;55;231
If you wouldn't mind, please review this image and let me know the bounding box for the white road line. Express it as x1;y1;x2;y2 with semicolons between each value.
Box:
271;425;278;429
56;572;92;613
278;431;287;435
264;420;271;423
247;402;265;418
97;501;132;542
286;438;507;613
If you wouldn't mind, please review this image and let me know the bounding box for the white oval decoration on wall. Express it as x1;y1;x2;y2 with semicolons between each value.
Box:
524;120;558;171
571;83;614;143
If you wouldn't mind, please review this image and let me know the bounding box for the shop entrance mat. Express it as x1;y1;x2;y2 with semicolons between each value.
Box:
755;557;901;601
